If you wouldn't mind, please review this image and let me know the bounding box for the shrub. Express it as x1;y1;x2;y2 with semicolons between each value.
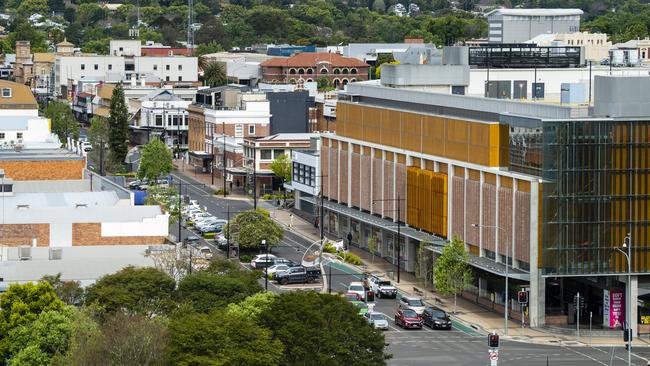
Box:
342;252;363;266
115;172;137;177
323;242;337;254
239;254;252;263
186;220;194;227
203;232;216;239
214;188;229;196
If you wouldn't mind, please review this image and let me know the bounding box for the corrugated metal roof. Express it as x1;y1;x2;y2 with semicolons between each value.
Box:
487;8;583;17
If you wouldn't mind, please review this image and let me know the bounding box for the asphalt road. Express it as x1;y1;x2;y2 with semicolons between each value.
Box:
160;171;650;366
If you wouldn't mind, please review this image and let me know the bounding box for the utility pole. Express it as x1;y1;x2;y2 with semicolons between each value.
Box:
252;142;257;209
210;123;214;185
263;239;268;291
222;122;226;196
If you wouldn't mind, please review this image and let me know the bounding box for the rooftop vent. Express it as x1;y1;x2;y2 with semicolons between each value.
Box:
75;203;88;208
16;204;29;209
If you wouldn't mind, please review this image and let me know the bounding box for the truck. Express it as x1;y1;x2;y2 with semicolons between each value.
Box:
368;275;398;298
275;266;321;285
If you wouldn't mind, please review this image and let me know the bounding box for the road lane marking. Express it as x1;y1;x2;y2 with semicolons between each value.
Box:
563;346;608;366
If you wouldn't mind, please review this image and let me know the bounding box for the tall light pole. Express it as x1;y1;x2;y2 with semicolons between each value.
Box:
372;196;404;283
263;239;268;291
222;122;226;197
617;233;632;366
473;223;509;336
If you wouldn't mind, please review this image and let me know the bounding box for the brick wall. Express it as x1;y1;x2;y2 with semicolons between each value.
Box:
452;176;465;239
515;191;531;263
372;157;382;215
328;148;338;201
481;184;497;252
0;224;50;246
72;223;166;245
497;187;514;258
321;145;329;197
360;154;371;211
0;159;84;180
383;160;394;218
465;180;481;246
350;152;360;208
340;150;348;204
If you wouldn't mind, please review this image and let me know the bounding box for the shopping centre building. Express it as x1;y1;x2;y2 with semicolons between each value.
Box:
317;64;650;331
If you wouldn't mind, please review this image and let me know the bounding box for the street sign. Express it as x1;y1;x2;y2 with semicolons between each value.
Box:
489;351;499;361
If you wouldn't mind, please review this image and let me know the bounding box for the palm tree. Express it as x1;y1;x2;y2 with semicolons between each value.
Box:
202;62;228;87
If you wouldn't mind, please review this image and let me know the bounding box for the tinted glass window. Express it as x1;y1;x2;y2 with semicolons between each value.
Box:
349;285;364;292
408;299;424;306
402;310;417;317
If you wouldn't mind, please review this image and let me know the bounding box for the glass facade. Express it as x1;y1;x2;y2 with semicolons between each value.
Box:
540;119;650;276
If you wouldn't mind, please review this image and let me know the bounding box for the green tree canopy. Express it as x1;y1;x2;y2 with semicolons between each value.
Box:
43;101;80;145
270;154;291;183
41;274;84;306
202;62;227;87
108;83;130;167
259;291;388;365
177;263;262;313
226;291;277;321
224;208;283;250
138;139;173;181
85;266;176;317
169;310;284;366
433;236;472;313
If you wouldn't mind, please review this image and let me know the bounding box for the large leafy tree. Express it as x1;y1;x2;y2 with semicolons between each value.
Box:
224;208;283;250
41;274;84;306
270;153;292;202
0;282;64;358
202;62;227;87
168;310;284;366
43;101;80;145
433;236;472;314
138;139;173;181
108;83;130;167
259;292;389;365
85;266;176;317
177;260;262;313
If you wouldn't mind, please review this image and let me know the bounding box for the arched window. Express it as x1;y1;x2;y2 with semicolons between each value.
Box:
289;79;296;84
350;78;356;83
298;68;305;74
320;68;328;74
342;68;349;74
342;79;349;86
307;68;313;74
306;78;313;82
333;79;340;88
333;69;340;75
289;68;297;74
351;68;357;74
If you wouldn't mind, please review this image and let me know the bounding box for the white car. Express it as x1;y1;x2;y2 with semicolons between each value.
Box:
250;254;277;269
347;282;366;301
368;276;398;298
190;212;213;222
365;312;389;330
194;216;220;226
399;295;426;315
81;141;92;152
265;263;297;278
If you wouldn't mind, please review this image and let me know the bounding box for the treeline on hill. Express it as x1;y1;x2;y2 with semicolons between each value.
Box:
0;260;389;365
0;0;648;55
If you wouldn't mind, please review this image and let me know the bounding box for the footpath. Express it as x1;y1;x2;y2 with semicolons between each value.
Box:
171;162;648;349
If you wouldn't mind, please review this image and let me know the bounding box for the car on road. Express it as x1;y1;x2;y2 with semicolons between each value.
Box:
250;254;277;269
275;266;321;285
183;235;201;246
199;246;213;259
351;300;369;316
190;212;214;223
81;141;93;152
365;312;389;330
128;179;143;189
273;257;294;265
265;263;299;279
367;275;397;298
398;295;426;315
347;282;366;301
421;307;452;330
343;292;362;302
394;308;422;329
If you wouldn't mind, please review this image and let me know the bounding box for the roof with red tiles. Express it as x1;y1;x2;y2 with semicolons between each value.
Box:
261;52;369;68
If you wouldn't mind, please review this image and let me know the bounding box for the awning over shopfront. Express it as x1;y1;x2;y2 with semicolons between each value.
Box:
93;106;110;117
309;198;530;282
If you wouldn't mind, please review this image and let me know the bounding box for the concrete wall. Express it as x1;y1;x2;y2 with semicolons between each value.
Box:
381;64;470;88
593;76;650;117
268;91;311;134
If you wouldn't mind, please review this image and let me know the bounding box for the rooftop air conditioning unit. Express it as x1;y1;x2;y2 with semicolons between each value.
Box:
19;247;31;260
49;248;62;260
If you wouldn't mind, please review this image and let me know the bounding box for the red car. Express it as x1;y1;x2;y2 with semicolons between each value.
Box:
344;292;362;301
394;308;423;329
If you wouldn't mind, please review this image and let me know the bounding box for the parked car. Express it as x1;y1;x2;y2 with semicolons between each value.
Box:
191;212;214;222
183;235;201;246
81;141;93;152
422;307;452;330
394;308;423;329
275;266;321;285
265;263;299;279
365;312;389;330
367;275;397;298
351;301;369;316
347;282;366;301
343;292;361;302
128;179;143;189
273;257;294;265
399;295;426;315
250;254;277;269
199;246;213;259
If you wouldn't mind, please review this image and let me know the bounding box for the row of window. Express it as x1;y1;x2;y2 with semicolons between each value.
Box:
80;64;183;71
260;149;287;160
154;114;188;127
293;162;316;187
288;68;358;75
0;132;22;140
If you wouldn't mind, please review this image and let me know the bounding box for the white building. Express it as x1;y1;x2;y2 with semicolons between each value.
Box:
133;89;191;148
528;32;612;61
487;8;583;44
110;40;142;57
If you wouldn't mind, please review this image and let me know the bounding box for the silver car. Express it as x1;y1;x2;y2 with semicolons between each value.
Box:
399;296;426;315
365;312;389;330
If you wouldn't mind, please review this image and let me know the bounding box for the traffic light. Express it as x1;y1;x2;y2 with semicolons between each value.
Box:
518;291;528;304
624;328;633;342
488;333;499;348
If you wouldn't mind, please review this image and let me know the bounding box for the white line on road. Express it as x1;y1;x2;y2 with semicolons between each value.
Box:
563;346;608;366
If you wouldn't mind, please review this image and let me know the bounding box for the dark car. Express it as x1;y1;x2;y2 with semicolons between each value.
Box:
183;235;201;247
422;307;452;330
394;308;422;329
275;266;321;285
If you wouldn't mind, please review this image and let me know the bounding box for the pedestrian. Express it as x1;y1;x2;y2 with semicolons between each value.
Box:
314;216;319;228
289;213;294;229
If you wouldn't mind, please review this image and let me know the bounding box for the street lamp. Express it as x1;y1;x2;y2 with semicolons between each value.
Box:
472;223;510;336
372;195;404;283
263;239;268;291
616;233;632;366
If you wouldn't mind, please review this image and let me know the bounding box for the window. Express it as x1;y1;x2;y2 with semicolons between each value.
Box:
172;115;179;126
155;115;163;126
178;76;182;81
108;64;112;70
154;64;158;71
119;47;123;51
0;132;4;139
1;88;11;98
166;65;170;71
260;149;272;160
248;125;255;135
94;64;98;70
235;124;243;137
178;65;182;71
166;76;170;82
273;149;285;158
16;132;22;139
81;64;85;70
